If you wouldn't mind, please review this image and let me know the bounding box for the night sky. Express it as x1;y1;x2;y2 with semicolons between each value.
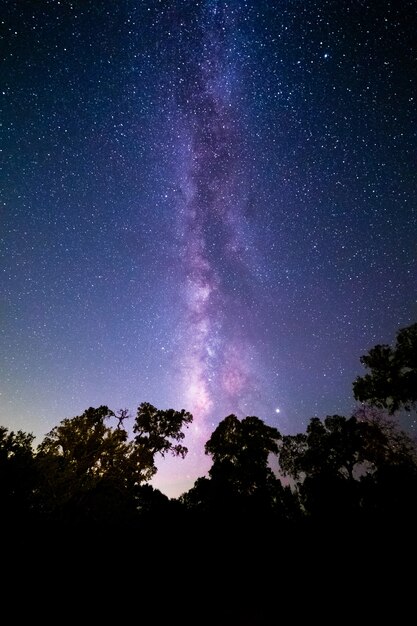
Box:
2;0;416;497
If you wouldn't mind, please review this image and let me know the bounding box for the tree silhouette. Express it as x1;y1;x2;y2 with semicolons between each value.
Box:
35;403;193;525
115;408;130;430
1;392;416;538
353;406;417;521
353;322;417;413
0;426;36;524
181;414;298;520
205;414;281;497
133;402;193;459
280;415;366;482
279;415;364;519
279;411;417;521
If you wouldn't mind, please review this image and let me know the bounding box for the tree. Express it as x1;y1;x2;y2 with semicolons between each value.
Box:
133;402;193;470
205;414;281;498
280;415;366;483
181;414;297;520
353;322;417;413
353;405;417;469
36;406;133;522
353;406;417;521
279;415;366;519
0;426;36;523
279;411;417;520
35;403;192;524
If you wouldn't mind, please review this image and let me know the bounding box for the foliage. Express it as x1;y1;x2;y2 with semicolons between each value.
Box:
34;403;192;524
180;414;300;521
205;414;281;497
0;426;36;521
280;415;366;482
133;402;193;462
1;394;416;529
353;322;417;413
279;410;417;519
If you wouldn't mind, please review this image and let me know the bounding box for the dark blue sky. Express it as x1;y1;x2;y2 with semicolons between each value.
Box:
2;0;416;496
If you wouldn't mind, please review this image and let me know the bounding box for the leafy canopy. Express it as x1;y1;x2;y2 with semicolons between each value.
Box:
353;322;417;413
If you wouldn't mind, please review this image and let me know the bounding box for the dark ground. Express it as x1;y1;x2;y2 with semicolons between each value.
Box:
3;514;414;624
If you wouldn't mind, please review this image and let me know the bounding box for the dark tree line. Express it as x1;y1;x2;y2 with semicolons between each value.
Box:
1;322;416;532
1;405;416;532
2;323;416;624
1;403;192;529
353;321;417;413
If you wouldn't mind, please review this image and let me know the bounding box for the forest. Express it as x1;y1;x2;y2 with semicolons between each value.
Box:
2;323;416;622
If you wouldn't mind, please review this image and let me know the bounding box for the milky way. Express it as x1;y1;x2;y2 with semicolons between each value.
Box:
153;3;262;487
174;3;257;439
2;0;416;497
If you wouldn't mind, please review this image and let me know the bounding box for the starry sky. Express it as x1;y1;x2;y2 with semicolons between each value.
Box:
2;0;416;497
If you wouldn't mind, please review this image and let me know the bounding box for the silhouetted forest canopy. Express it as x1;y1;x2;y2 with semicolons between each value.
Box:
2;323;416;533
2;324;416;623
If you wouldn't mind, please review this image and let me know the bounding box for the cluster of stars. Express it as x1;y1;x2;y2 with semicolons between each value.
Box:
1;0;415;496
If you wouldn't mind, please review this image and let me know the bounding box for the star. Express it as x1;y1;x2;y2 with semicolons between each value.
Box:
2;0;414;499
